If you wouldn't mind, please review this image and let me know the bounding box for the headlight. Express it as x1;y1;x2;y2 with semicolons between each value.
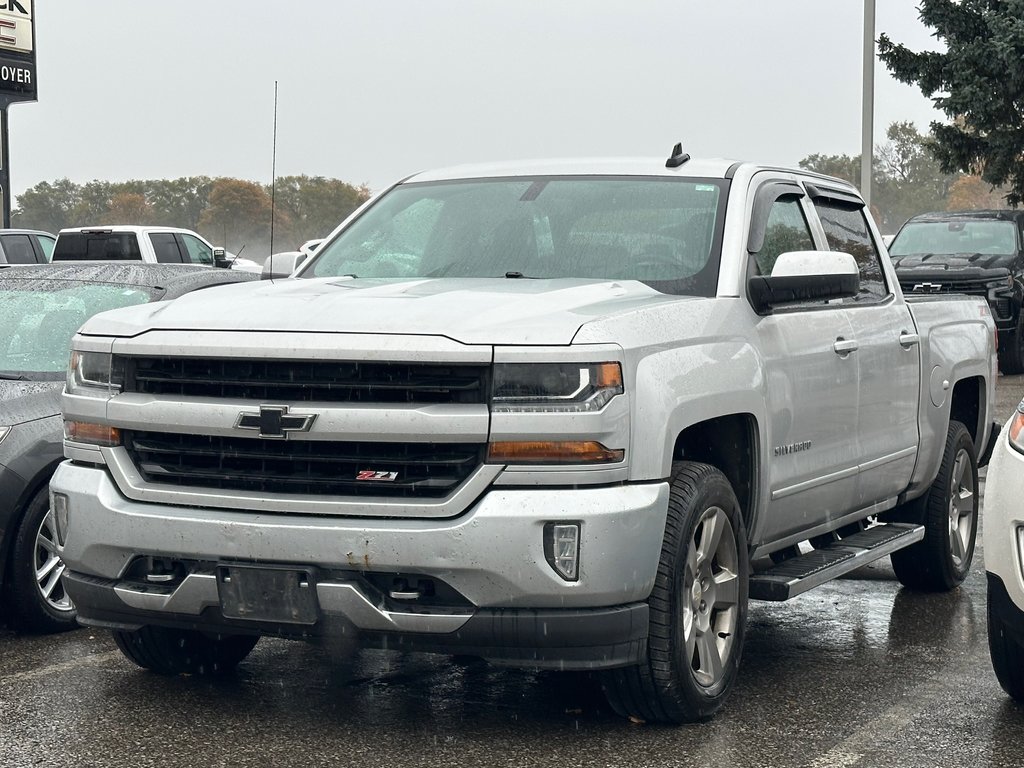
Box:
66;351;124;396
1009;400;1024;455
0;425;9;445
492;362;623;413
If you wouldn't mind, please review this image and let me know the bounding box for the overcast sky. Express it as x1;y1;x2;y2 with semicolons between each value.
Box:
8;1;942;199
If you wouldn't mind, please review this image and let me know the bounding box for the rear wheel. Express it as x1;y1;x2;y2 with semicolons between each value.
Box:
113;626;259;675
8;486;78;633
891;420;978;591
602;461;748;723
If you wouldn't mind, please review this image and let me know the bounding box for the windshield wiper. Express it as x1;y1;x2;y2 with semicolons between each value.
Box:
0;371;26;380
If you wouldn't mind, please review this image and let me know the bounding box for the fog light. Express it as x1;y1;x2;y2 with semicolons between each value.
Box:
51;492;69;547
545;522;581;581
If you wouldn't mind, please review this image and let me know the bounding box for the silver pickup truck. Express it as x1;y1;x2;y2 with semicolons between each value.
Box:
53;151;997;723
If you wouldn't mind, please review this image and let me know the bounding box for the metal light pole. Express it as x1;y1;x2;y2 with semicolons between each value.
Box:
861;0;876;208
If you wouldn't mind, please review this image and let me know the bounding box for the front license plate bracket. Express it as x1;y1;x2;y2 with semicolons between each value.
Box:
218;565;319;625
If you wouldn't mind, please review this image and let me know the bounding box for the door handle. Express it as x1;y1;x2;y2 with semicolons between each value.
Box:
899;332;920;349
833;337;859;355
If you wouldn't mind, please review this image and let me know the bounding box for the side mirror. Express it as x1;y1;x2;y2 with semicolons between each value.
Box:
212;247;231;269
748;251;859;314
262;251;308;280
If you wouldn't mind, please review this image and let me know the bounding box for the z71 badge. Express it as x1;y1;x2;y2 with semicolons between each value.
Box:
356;470;399;482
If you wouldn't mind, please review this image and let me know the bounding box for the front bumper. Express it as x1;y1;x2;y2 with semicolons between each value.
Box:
989;573;1024;647
63;571;649;669
53;461;669;669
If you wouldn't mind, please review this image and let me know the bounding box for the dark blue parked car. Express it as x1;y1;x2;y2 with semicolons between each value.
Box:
0;262;257;632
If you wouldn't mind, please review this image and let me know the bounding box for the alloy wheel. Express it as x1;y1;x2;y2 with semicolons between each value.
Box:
947;447;975;568
34;508;73;613
683;505;740;688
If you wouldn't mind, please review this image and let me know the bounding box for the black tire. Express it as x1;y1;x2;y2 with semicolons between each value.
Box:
998;321;1024;375
891;420;978;591
601;462;748;723
988;588;1024;702
112;626;259;676
7;486;78;634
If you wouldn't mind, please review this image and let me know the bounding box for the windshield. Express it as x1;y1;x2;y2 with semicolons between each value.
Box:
890;220;1018;257
307;176;727;296
0;279;154;380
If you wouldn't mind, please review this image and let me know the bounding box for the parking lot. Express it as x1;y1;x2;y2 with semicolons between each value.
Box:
2;375;1022;768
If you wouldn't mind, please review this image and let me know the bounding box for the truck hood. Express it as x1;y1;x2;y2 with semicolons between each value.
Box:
79;277;684;345
892;253;1016;272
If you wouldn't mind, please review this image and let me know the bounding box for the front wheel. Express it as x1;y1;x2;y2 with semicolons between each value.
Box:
602;462;748;723
113;626;259;676
891;420;978;591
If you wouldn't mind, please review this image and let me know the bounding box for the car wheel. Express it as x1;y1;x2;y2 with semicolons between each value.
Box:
988;583;1024;702
8;486;77;633
998;316;1024;375
891;420;978;591
113;626;259;676
601;461;748;723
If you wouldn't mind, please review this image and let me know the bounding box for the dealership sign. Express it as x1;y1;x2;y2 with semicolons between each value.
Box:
0;0;34;102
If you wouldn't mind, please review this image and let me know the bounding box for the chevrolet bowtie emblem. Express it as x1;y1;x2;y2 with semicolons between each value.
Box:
234;405;317;439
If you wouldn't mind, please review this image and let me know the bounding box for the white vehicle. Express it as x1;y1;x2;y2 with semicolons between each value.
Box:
55;150;998;723
52;226;237;270
983;399;1024;701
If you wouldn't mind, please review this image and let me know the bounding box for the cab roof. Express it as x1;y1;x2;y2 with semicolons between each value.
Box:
405;157;744;183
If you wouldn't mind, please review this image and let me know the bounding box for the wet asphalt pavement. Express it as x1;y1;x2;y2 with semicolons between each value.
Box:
2;377;1023;768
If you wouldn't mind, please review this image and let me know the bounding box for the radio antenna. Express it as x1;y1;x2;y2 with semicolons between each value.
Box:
270;80;279;257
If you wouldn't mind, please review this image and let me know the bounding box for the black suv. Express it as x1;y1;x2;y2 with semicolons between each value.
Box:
890;210;1024;373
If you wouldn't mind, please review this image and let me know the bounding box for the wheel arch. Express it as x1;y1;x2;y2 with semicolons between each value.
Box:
949;375;984;447
0;459;62;590
672;413;760;538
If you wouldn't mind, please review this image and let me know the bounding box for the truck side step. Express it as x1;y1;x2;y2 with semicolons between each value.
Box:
749;523;925;601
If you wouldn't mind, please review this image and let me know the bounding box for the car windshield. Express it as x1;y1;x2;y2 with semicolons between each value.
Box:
890;220;1017;257
307;176;727;296
0;279;154;380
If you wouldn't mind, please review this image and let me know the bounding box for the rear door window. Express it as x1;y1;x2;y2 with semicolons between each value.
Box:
813;199;889;301
36;234;55;261
0;234;40;264
149;232;184;263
